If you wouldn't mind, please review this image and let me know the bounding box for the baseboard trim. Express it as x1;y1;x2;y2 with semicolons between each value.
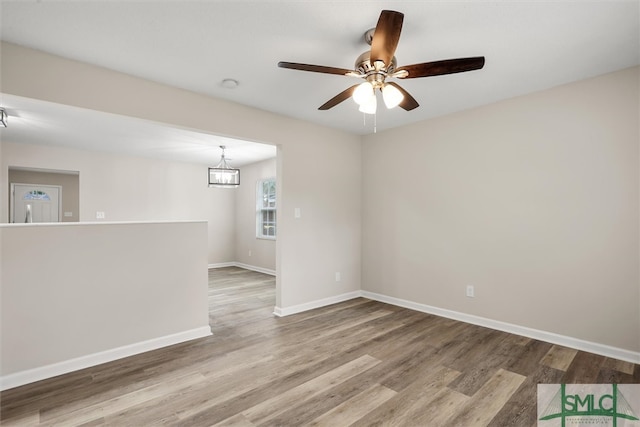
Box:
273;291;362;317
0;326;212;391
361;291;640;364
208;262;276;276
208;262;236;269
234;263;276;276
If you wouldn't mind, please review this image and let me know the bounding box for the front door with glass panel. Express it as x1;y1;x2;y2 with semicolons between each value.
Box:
11;184;61;223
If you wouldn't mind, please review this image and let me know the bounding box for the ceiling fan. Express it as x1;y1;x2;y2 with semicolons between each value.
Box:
278;10;485;114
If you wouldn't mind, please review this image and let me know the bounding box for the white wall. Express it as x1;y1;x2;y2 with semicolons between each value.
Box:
362;67;640;354
0;221;210;389
0;42;362;311
0;141;237;264
235;158;276;272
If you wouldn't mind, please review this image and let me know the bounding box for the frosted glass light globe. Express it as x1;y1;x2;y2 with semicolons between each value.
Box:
382;83;404;109
358;94;377;114
353;82;374;105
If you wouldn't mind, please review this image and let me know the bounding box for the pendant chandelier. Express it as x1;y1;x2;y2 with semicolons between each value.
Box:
208;145;240;188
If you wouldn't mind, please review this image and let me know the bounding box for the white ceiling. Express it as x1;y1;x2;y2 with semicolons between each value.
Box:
0;1;638;160
0;94;276;166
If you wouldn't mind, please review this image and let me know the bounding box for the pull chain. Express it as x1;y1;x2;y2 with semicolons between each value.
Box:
374;111;377;134
362;112;377;134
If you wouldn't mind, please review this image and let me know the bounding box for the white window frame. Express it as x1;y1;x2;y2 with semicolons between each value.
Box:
256;177;276;240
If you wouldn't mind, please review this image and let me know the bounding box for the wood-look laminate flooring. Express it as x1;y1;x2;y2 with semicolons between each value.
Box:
1;267;638;426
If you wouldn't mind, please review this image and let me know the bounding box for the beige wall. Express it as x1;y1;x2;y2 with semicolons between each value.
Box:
8;168;80;222
0;42;362;310
235;158;276;272
0;141;237;264
362;67;640;353
5;41;634;356
1;221;210;385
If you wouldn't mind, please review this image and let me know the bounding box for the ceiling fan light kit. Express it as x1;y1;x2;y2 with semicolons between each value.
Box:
278;10;485;117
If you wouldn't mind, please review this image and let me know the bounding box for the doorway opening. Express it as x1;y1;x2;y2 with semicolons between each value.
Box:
11;183;61;223
8;167;79;223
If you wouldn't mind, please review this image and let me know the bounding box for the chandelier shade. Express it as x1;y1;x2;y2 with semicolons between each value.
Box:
208;146;240;188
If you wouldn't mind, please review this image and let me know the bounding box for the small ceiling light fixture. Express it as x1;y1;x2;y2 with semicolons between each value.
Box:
221;78;239;89
352;79;404;115
0;108;7;127
209;145;240;188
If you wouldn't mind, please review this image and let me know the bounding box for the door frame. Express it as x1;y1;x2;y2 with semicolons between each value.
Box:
10;183;63;223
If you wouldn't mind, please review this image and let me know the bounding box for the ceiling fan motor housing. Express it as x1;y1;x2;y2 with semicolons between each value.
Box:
355;51;397;89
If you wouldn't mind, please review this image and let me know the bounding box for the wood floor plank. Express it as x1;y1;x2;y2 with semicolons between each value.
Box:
238;355;381;425
602;356;636;375
447;368;526;426
448;332;528;397
350;365;462;427
0;411;40;427
1;266;638;426
596;367;638;384
507;339;554;376
261;368;384;426
562;351;605;383
396;386;470;427
540;345;578;371
488;365;564;426
40;371;206;425
164;327;402;426
213;413;256;427
306;383;396;427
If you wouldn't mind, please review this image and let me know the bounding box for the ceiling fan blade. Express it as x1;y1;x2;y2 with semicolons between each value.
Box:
370;10;404;68
395;57;485;79
319;85;359;110
278;61;355;76
386;82;419;111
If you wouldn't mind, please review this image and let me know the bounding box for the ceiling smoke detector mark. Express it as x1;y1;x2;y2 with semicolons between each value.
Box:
221;78;239;89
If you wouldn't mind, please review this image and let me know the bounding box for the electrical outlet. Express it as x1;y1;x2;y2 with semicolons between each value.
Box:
96;211;105;219
335;272;341;282
466;285;475;298
248;250;252;257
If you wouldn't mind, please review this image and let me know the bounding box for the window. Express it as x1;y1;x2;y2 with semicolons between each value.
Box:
23;190;51;201
257;178;276;239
